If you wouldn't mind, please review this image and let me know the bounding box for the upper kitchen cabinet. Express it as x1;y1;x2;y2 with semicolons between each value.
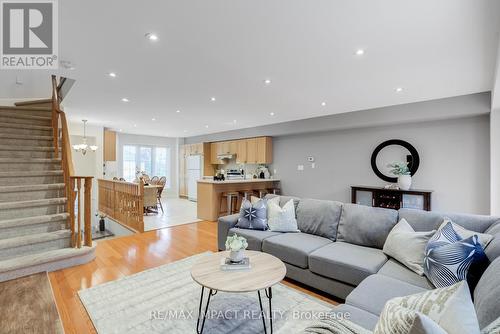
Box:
235;139;247;164
256;136;272;163
103;130;117;161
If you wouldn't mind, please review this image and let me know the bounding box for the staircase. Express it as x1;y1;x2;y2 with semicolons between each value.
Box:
0;100;96;282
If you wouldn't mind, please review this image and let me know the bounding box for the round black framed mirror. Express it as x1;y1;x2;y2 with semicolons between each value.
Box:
371;139;420;183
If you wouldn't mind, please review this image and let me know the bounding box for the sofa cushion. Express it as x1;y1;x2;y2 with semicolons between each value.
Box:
296;198;343;240
485;223;500;261
378;259;435;289
474;256;500;329
337;203;398;249
262;232;332;268
308;242;388;285
228;228;281;251
346;274;426;316
398;208;500;233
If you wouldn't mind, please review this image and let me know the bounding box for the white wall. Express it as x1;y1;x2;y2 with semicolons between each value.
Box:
116;133;179;197
271;115;490;214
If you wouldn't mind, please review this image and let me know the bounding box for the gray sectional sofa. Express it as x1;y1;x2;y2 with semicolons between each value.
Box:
218;195;500;331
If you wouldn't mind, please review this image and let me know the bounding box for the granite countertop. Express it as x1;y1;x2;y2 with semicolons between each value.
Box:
197;178;280;184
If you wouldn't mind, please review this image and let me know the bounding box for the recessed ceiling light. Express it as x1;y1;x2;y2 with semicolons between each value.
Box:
183;130;188;133
233;119;237;123
108;72;117;78
321;101;327;106
133;124;137;127
210;97;216;102
119;129;123;132
145;33;158;41
176;109;181;113
121;98;129;102
264;79;271;85
395;87;403;92
355;49;365;56
270;112;275;116
205;125;209;128
151;118;156;121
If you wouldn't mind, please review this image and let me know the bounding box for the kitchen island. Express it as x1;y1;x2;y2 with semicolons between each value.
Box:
197;179;280;221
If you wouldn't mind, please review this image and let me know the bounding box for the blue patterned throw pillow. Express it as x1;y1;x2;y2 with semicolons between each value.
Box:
236;199;268;230
424;222;489;290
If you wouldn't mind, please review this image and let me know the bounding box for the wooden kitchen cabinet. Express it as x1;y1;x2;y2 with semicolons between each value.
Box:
103;130;116;161
235;139;247;163
246;138;258;163
256;136;273;163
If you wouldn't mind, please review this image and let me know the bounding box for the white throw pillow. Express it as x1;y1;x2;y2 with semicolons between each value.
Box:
375;281;480;334
438;218;493;248
268;199;299;232
383;218;436;275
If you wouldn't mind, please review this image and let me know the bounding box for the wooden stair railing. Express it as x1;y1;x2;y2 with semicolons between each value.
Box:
51;75;93;247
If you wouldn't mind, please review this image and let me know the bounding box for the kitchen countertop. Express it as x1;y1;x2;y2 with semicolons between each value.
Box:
197;178;280;184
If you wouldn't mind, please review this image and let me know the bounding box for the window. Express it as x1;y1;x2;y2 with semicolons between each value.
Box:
122;145;171;187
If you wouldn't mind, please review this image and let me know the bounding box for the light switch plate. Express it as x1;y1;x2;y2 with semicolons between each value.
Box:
311;162;316;169
297;164;304;171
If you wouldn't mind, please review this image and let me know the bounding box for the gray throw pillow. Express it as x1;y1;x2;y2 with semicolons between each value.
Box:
236;199;268;230
337;203;398;249
383;218;436;275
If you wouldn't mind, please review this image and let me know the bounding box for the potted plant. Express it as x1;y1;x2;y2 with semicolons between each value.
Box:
225;234;248;263
95;212;107;232
388;161;412;190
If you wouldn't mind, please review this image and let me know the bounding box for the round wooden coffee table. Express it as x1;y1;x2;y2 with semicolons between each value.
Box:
191;251;286;334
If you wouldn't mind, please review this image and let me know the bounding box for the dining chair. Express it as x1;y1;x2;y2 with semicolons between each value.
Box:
150;176;159;184
156;177;167;213
112;177;118;180
119;177;125;181
143;187;158;215
142;174;151;184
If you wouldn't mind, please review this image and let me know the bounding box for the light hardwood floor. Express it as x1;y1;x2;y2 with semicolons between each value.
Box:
49;221;339;334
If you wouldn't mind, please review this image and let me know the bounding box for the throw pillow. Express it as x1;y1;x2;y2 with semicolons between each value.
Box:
236;199;267;230
251;195;280;220
424;222;490;289
438;218;493;248
375;281;480;334
383;218;436;275
374;301;447;334
268;198;299;232
481;317;500;334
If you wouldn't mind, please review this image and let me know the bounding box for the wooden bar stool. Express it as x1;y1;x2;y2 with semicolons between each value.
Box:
219;192;240;217
258;189;268;198
237;190;257;209
267;188;281;195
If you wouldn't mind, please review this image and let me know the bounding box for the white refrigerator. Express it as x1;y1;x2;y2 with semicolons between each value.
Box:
187;155;202;201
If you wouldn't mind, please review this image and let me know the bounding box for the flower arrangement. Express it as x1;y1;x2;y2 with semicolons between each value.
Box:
225;234;248;252
387;161;410;176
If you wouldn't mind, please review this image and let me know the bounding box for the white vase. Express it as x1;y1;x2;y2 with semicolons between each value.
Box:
229;249;244;263
398;175;412;190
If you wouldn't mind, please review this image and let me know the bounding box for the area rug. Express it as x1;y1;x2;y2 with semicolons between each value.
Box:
78;252;333;333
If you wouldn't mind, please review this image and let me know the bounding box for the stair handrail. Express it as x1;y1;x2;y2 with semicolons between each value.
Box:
51;75;92;248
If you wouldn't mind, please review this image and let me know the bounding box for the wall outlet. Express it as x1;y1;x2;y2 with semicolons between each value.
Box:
297;164;304;171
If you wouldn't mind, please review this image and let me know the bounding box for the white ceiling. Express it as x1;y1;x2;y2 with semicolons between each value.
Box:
1;0;500;137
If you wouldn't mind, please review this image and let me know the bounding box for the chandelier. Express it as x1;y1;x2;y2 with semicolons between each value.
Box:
73;120;98;155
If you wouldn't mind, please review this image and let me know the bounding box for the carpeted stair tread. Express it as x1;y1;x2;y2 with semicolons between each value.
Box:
0;122;52;130
0;230;70;251
0;197;66;210
0;133;52;141
0;145;59;152
0;213;68;230
0;158;61;164
0;244;95;275
0;112;51;121
0;183;65;193
0;170;62;177
13;99;52;107
0;105;51;111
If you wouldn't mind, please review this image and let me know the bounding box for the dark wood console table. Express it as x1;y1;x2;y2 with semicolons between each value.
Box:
351;186;432;211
